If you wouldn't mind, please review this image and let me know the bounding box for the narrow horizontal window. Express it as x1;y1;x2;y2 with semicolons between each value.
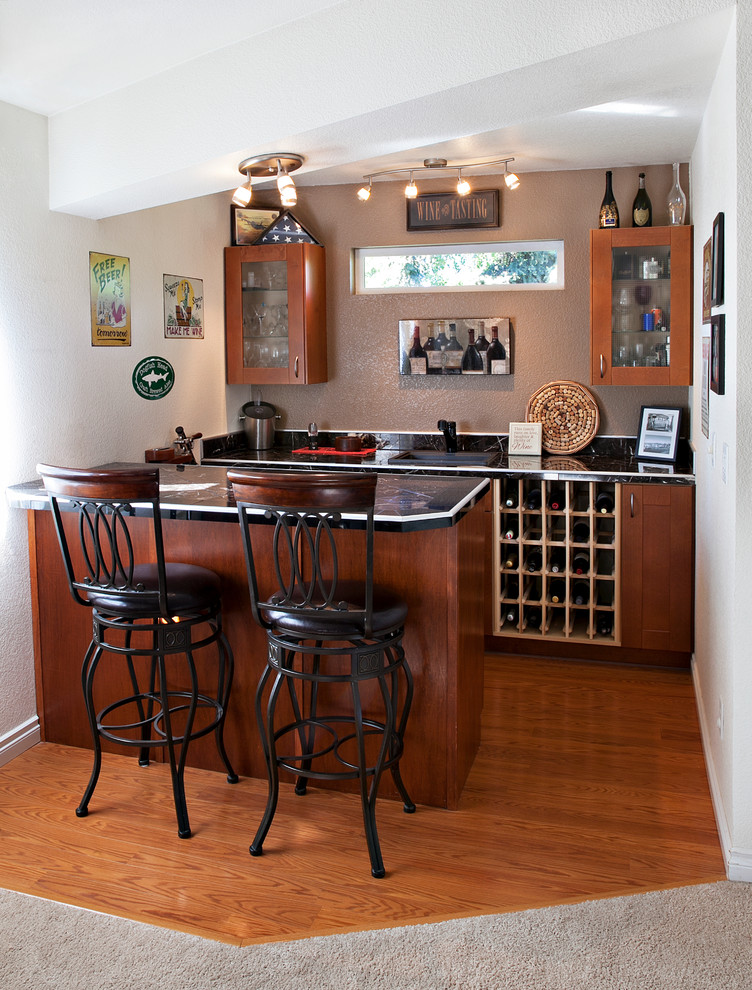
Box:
353;240;564;294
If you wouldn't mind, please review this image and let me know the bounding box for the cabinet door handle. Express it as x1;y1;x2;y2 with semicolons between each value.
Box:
600;354;605;379
630;492;635;518
294;356;299;378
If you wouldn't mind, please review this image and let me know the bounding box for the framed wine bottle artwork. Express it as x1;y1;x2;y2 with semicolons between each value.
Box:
398;317;511;377
711;212;724;307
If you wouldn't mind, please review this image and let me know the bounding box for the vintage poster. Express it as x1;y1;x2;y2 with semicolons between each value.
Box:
90;252;131;346
163;275;204;338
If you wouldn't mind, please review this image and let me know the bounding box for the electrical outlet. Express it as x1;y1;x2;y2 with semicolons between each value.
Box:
717;698;724;739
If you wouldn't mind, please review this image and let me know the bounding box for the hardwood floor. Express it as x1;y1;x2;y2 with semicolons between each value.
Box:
0;655;724;946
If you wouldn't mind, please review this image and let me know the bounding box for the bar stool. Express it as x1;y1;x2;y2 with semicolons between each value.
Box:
37;464;238;838
229;470;415;878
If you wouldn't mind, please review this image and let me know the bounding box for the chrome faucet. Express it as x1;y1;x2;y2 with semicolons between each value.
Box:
437;419;457;453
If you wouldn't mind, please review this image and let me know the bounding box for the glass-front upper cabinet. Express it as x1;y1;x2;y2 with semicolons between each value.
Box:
224;243;327;385
590;226;692;386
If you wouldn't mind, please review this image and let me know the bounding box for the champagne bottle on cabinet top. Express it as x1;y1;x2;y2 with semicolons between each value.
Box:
632;172;652;227
599;170;619;228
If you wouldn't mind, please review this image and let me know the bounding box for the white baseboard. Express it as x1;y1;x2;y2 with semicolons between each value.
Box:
0;716;41;767
691;659;752;883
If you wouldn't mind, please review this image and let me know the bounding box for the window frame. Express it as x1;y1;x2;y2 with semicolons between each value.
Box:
352;239;565;294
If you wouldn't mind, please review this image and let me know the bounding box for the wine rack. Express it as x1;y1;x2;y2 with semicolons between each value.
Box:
492;478;621;644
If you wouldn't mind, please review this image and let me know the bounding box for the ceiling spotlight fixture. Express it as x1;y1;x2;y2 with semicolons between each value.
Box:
233;153;304;209
357;156;518;202
504;164;520;190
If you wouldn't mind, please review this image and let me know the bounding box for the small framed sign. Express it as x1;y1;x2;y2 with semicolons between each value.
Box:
406;189;499;231
711;212;724;307
710;313;725;395
636;405;682;462
508;421;542;456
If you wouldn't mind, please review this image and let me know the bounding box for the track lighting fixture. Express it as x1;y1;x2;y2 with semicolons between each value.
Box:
357;156;519;202
232;153;304;209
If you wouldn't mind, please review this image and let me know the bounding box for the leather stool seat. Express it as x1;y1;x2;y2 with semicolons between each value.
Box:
87;563;222;615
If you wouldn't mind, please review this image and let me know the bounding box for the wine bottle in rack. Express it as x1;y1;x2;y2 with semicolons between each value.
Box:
502;519;518;540
408;326;426;374
524;606;542;630
631;172;652;227
503;550;519;570
597;613;613;636
548;549;566;573
504;604;519;626
505;576;520;599
598;170;619;228
503;487;519;508
524;488;542;510
572;520;590;543
549;578;566;604
572;551;590;575
525;548;543;572
548;488;565;510
595;491;614;514
572;581;590;606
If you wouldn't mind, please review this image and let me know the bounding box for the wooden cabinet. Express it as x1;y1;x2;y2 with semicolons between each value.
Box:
488;479;694;662
620;483;694;653
491;478;620;644
590;225;692;386
224;243;327;385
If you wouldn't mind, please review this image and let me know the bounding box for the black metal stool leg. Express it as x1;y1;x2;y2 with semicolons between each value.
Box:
213;630;239;784
250;666;284;857
386;644;416;813
351;673;386;879
157;650;197;840
76;639;104;819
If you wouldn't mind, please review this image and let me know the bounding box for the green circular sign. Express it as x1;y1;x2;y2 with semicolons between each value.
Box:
132;356;175;400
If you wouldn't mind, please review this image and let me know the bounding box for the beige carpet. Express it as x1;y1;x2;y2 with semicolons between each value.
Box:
2;881;751;989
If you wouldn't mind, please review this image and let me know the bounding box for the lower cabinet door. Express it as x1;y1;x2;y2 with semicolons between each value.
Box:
620;484;694;652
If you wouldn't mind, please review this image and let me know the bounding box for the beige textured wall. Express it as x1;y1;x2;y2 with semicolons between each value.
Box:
233;164;691;437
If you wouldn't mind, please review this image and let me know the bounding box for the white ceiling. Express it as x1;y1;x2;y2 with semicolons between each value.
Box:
0;0;735;218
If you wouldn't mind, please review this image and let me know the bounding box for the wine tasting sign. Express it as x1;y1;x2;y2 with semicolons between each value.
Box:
406;189;499;231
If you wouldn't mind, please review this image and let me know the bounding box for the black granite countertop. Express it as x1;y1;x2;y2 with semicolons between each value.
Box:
201;430;695;485
7;463;490;533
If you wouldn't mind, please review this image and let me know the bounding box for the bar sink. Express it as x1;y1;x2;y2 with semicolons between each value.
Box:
387;450;495;467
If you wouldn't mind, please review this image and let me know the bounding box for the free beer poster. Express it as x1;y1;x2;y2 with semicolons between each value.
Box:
90;252;131;346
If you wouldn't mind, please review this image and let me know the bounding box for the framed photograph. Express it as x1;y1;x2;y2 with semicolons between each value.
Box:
701;335;710;438
711;212;724;307
231;207;280;246
702;238;712;323
636;405;682;462
710;314;725;395
406;189;499;231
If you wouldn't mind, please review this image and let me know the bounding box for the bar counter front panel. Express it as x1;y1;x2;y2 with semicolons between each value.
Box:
13;465;489;811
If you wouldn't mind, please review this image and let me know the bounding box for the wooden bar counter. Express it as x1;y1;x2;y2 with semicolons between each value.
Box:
10;464;489;810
